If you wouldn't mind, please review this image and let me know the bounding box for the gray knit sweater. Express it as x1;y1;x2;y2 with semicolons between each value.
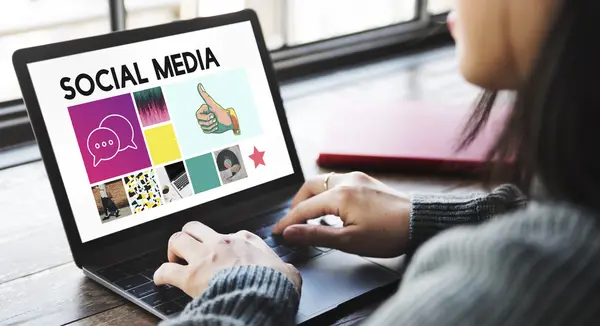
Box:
162;185;600;325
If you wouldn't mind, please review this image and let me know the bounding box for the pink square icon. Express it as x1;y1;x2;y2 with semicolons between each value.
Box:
68;94;152;184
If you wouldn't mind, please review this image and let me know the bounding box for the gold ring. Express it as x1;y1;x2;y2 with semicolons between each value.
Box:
324;172;335;191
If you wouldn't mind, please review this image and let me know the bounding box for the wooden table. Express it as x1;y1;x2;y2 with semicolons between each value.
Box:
0;46;480;326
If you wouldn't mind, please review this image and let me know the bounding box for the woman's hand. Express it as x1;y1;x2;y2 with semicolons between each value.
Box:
273;172;411;258
154;221;302;298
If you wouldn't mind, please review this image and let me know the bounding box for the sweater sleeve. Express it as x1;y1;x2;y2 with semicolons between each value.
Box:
160;265;299;326
409;183;526;248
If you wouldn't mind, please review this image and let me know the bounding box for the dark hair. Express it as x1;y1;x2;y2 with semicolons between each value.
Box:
460;1;600;210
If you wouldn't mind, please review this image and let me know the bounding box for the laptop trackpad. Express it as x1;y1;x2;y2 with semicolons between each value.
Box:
296;250;400;321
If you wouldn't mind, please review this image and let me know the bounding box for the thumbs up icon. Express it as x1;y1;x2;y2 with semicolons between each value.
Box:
195;83;241;135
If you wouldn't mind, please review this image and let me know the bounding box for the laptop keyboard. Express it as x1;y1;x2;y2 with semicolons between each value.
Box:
96;207;329;317
97;252;192;316
173;173;190;190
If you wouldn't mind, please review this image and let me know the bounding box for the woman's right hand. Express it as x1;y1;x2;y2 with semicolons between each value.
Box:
273;172;411;258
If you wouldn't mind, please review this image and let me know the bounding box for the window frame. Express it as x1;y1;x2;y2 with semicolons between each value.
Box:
0;0;451;159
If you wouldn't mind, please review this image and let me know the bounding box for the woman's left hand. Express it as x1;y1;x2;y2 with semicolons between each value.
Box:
153;221;302;298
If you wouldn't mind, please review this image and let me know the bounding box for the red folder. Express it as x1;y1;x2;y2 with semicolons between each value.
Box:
316;101;507;174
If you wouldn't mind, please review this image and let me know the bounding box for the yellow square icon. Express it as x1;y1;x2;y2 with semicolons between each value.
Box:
143;124;182;165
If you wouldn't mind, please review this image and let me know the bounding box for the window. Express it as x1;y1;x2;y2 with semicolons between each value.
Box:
429;0;454;15
1;0;451;157
123;0;288;49
0;0;110;103
285;0;417;46
123;0;423;49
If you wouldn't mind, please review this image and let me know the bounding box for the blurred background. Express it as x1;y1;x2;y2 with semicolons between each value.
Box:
0;0;453;102
0;0;455;166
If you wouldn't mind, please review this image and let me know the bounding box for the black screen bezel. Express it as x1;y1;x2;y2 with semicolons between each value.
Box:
12;9;304;265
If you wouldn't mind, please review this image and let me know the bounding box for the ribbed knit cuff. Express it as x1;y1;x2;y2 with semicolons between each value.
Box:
164;265;299;326
409;184;527;249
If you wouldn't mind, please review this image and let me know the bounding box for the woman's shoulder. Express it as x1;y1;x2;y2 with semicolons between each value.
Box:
400;201;600;325
407;200;600;284
487;201;600;236
424;200;600;252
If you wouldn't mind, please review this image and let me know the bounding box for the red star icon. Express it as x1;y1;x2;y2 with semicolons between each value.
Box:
249;146;265;168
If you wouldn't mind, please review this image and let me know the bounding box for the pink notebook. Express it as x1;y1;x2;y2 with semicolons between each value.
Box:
316;101;507;174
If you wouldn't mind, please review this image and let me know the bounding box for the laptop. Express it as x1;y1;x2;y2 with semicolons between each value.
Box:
12;9;400;324
165;161;193;198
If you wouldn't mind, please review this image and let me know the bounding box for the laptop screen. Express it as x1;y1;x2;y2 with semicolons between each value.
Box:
26;21;295;243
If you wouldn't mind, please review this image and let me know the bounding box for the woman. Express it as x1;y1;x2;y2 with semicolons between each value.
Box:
154;0;600;325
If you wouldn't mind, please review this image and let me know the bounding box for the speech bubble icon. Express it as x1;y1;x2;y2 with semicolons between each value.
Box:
87;127;120;167
99;114;137;152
